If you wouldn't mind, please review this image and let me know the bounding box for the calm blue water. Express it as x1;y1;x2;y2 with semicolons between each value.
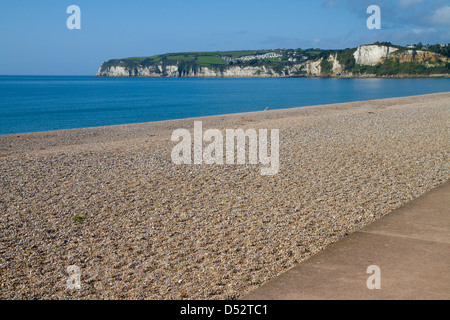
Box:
0;76;449;135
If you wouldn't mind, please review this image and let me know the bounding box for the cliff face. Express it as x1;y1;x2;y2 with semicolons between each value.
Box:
96;44;449;77
328;54;343;74
305;59;321;76
353;45;398;66
393;49;448;63
352;45;449;66
96;63;310;77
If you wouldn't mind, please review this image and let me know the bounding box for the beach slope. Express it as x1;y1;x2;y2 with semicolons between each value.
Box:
0;92;449;299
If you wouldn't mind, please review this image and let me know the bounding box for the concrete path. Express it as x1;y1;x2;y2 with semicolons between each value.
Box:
243;181;450;300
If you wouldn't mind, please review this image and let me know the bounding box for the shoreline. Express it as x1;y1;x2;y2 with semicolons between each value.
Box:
1;92;449;299
0;90;450;139
1;92;449;154
93;73;450;78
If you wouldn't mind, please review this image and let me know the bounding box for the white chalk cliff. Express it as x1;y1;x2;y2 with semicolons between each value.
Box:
328;54;343;74
96;63;310;78
353;45;398;66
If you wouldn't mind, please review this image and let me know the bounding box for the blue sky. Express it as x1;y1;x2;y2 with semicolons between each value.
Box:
0;0;449;75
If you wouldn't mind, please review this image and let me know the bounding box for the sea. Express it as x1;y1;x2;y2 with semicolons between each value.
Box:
0;76;449;135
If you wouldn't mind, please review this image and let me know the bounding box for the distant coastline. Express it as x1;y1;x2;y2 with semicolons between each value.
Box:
94;73;450;79
97;42;450;78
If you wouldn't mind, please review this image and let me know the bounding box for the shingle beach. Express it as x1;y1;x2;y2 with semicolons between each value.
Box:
1;92;449;299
